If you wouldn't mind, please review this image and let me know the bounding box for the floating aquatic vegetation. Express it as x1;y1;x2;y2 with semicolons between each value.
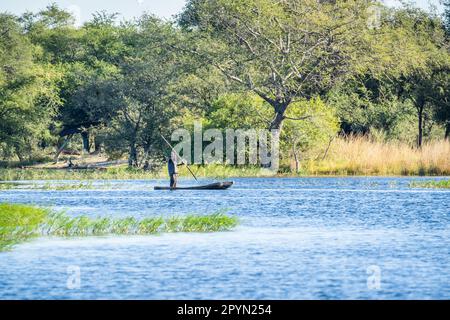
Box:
409;180;450;189
38;181;95;190
0;182;21;190
0;181;117;191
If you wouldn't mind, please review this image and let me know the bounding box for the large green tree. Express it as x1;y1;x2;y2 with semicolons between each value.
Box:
332;4;450;146
56;12;129;155
379;6;449;146
444;0;450;34
0;14;60;161
104;16;185;167
179;0;374;132
21;4;84;64
23;6;131;156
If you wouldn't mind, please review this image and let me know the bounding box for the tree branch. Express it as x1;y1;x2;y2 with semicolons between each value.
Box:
283;115;313;121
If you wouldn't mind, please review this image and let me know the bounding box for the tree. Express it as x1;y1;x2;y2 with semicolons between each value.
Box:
207;92;271;129
205;92;338;170
0;14;60;161
179;0;373;132
58;61;120;154
56;12;129;155
20;4;84;64
429;67;450;138
328;75;420;144
440;0;450;137
337;5;450;147
444;0;450;34
381;6;450;146
82;11;131;66
398;63;449;146
25;7;132;157
173;66;228;115
282;98;339;172
104;16;185;167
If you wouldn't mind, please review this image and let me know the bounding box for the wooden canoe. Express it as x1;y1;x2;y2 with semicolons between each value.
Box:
154;181;233;190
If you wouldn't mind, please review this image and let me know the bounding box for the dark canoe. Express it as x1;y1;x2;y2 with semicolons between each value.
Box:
154;181;233;190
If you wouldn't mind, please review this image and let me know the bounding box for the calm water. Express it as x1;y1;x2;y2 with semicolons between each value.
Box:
0;177;449;299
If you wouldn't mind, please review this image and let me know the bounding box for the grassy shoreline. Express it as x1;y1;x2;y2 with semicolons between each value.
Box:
0;165;449;182
1;138;449;180
0;203;238;251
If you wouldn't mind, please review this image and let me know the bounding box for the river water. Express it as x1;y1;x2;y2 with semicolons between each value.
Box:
0;177;449;299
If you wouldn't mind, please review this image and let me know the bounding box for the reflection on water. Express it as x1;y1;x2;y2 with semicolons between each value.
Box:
0;177;449;299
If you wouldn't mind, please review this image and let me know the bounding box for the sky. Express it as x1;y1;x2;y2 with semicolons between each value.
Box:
0;0;444;27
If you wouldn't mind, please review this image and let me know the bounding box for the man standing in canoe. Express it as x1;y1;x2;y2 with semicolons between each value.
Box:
160;133;200;188
168;150;184;188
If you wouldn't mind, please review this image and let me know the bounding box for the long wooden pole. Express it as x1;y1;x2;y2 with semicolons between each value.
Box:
160;134;198;182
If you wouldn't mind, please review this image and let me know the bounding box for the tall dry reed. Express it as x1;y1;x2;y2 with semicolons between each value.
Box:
304;136;450;175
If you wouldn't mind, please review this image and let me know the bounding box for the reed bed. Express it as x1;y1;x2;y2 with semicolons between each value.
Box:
303;137;450;176
0;203;238;251
1;138;448;179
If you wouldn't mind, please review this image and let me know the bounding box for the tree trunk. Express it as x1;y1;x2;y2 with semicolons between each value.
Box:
269;102;289;131
417;105;424;148
93;135;102;154
54;135;72;163
320;135;335;161
292;145;300;173
81;131;90;154
16;152;24;163
445;123;450;139
128;143;138;167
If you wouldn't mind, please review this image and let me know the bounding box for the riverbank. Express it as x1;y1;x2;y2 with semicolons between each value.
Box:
0;164;448;182
1;138;449;180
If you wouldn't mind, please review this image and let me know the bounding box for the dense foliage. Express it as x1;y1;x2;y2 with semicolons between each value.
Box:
0;2;449;169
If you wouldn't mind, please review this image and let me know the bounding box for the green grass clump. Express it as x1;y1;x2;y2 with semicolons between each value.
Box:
181;213;239;232
0;203;50;251
409;180;450;189
43;212;238;236
0;203;238;251
0;182;21;190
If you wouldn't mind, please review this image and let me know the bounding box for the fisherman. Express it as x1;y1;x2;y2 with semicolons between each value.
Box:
168;150;184;188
